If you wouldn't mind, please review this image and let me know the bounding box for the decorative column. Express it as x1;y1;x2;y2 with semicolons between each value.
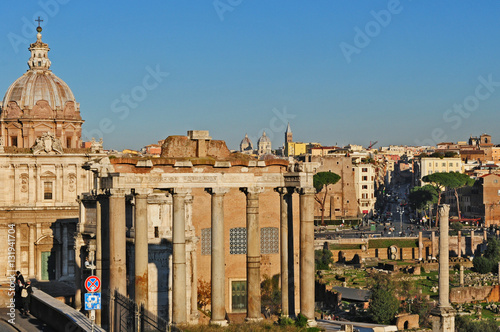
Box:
29;224;35;277
109;190;127;295
95;199;102;325
418;231;423;260
15;224;21;272
171;188;190;325
61;223;68;276
206;187;229;326
431;231;436;259
457;231;461;258
431;204;455;332
298;187;317;327
276;187;293;317
470;230;475;256
190;242;199;323
460;265;464;286
134;190;151;310
241;187;264;322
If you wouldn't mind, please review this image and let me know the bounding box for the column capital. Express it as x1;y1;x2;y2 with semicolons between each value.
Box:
240;186;264;195
274;187;294;195
109;188;130;197
297;187;315;196
132;188;153;197
205;187;230;196
167;188;191;196
438;204;450;217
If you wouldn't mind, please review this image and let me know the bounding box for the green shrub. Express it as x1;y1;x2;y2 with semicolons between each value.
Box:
278;316;294;326
295;313;308;327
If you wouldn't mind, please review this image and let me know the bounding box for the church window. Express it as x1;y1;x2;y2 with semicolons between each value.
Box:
230;227;247;255
201;228;211;255
44;182;53;200
67;137;72;148
260;227;279;254
154;227;159;238
38;61;42;67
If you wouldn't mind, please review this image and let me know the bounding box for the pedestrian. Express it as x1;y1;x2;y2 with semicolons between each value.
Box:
21;280;33;315
15;271;24;310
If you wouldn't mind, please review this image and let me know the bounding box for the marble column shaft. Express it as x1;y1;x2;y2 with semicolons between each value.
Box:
299;187;316;325
418;231;423;260
431;231;436;259
278;188;292;317
172;189;190;325
15;224;21;272
109;191;127;295
29;225;35;277
134;193;149;309
438;204;451;308
457;231;461;258
243;187;263;322
208;188;229;326
62;223;68;276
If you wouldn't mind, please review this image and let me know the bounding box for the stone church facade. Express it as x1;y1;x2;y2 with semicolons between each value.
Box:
0;26;104;284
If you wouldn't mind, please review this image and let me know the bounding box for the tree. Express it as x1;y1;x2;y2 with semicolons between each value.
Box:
447;173;475;219
315;248;333;270
408;185;438;211
261;274;281;315
313;172;341;226
197;278;211;311
473;238;500;273
367;272;400;324
422;172;463;222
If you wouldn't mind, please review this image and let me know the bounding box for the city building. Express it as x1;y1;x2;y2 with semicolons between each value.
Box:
354;164;376;217
257;131;271;156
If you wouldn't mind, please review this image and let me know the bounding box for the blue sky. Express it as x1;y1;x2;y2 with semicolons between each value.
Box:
2;1;500;151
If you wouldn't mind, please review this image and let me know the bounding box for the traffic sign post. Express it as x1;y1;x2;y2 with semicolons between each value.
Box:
85;275;101;293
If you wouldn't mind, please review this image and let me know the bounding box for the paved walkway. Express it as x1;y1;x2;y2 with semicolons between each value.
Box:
0;308;55;332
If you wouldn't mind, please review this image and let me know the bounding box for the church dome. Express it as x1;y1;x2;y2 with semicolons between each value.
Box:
240;133;253;152
257;131;271;144
1;25;79;119
3;71;76;112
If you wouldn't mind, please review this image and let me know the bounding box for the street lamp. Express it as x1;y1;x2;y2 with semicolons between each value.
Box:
397;206;404;236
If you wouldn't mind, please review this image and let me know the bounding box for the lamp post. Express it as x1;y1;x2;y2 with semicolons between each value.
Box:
397;206;404;236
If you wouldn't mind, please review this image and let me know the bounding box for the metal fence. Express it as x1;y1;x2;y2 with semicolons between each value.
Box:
103;289;169;332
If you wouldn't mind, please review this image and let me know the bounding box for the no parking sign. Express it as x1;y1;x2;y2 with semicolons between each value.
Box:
85;275;101;293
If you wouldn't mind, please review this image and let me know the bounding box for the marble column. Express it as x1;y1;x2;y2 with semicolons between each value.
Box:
62;223;68;276
15;223;21;272
470;230;475;256
95;199;102;325
29;224;35;277
418;231;423;260
299;187;317;327
431;231;436;259
457;231;461;258
460;265;464;286
190;244;199;322
277;187;293;317
431;204;455;332
206;187;229;326
242;187;263;322
109;190;127;295
171;188;190;325
134;191;151;310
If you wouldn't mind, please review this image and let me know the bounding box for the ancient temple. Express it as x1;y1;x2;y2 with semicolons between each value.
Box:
78;130;318;328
